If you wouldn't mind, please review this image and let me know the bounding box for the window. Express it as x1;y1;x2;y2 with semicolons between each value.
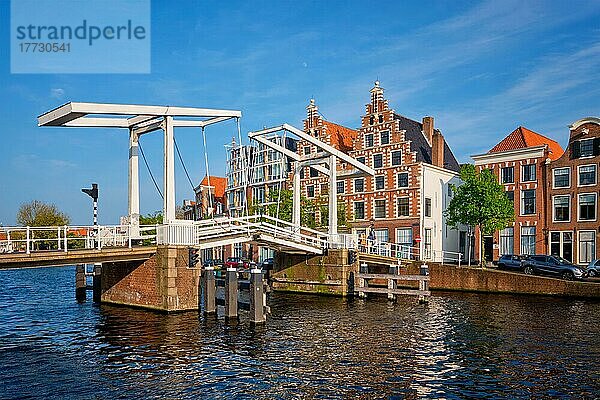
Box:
380;131;390;145
499;227;514;256
521;190;536;215
374;228;389;243
303;146;311;155
375;176;385;190
522;164;536;182
354;202;365;220
397;198;409;216
307;185;315;198
321;184;328;195
378;115;384;124
397;173;409;188
505;191;514;204
396;228;412;258
553;168;570;188
392;151;402;166
521;226;536;255
373;154;383;168
365;134;374;148
579;193;596;221
299;167;305;179
578;165;597;186
580;139;594;157
501;167;514;184
553;196;570;222
309;167;319;178
424;229;432;259
336;181;345;194
357;156;365;164
354;178;364;193
374;199;386;218
424;198;432;217
578;231;596;264
550;231;573;262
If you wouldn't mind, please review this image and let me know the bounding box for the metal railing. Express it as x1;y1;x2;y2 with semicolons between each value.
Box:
0;225;157;254
358;238;463;266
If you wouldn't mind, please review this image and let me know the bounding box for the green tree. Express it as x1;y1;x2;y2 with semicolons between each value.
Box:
17;200;70;226
139;211;163;225
251;189;317;229
16;200;71;250
445;164;514;266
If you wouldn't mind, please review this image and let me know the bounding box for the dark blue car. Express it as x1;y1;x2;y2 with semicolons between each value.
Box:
522;255;586;280
497;254;525;271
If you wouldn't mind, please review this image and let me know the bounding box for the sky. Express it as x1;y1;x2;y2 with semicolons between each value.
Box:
0;0;598;226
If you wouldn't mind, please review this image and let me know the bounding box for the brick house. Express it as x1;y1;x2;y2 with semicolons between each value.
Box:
546;117;600;265
300;82;463;261
472;126;564;261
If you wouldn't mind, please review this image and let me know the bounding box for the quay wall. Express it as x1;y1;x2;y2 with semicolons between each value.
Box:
100;246;201;312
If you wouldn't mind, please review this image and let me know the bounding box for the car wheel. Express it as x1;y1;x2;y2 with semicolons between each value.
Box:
588;270;596;277
561;271;574;281
524;266;534;275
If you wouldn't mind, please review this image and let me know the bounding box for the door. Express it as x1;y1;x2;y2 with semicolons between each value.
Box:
550;232;573;263
484;236;494;262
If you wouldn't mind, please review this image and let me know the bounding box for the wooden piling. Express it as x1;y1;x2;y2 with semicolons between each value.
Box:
92;263;102;303
224;267;238;323
75;264;86;302
249;268;266;324
419;264;430;304
203;266;216;315
388;264;398;301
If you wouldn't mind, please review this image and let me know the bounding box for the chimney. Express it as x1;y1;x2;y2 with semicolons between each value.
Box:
422;116;434;144
432;130;445;168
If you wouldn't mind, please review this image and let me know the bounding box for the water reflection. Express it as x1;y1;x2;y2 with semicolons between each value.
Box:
0;266;599;399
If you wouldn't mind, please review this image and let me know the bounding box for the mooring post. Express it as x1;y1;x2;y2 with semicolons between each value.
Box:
419;263;429;304
224;267;238;323
250;268;266;324
388;264;398;301
92;263;102;303
75;264;86;302
203;266;216;315
358;262;368;299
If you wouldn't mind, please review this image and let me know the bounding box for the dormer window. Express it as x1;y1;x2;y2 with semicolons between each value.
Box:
378;115;384;124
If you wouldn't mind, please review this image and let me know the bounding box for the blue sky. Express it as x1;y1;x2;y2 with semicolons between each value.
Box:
0;0;599;225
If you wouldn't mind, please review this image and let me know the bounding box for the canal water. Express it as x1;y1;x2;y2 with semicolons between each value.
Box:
0;266;598;399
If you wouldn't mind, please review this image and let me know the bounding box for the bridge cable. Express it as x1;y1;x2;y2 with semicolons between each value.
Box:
138;140;164;200
173;135;196;192
200;126;214;215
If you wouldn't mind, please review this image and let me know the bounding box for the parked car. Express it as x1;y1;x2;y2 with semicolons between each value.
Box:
586;259;600;277
260;258;274;271
224;257;255;270
497;254;526;271
202;259;224;269
521;255;586;280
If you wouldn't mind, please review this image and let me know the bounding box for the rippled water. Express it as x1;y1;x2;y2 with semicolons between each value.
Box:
0;266;599;399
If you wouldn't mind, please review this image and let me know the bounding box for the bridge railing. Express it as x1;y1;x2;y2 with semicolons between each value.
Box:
0;225;158;254
358;239;463;266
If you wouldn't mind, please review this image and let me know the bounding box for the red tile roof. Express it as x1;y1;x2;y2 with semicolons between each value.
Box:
323;121;358;153
199;175;227;198
489;126;564;160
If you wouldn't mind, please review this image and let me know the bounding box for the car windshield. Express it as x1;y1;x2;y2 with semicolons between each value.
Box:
552;256;571;265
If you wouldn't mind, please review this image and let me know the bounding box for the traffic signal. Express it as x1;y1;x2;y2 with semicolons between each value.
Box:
348;250;357;265
189;247;200;267
82;183;99;201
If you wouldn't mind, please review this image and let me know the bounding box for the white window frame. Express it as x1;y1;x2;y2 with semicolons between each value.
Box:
520;189;536;216
380;130;390;145
552;167;570;189
364;134;374;148
424;197;432;218
353;201;365;221
577;164;597;187
578;192;597;222
550;231;573;262
578;230;596;265
499;227;514;256
375;175;385;190
521;164;536;182
373;153;383;169
374;199;386;219
520;226;536;255
501;166;514;184
354;178;365;193
579;138;595;158
552;195;571;223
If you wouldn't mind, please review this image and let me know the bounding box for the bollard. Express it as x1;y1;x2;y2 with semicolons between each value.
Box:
75;264;86;302
419;263;429;304
249;268;266;324
224;267;239;323
358;263;368;299
92;263;102;303
388;264;398;301
203;266;216;315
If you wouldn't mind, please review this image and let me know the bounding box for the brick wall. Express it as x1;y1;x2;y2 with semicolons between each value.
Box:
100;245;201;312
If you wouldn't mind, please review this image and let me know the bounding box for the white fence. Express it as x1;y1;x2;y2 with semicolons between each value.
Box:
358;238;463;266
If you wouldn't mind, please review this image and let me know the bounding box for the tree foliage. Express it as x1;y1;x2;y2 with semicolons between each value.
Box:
445;164;514;264
17;200;70;226
139;211;163;225
249;189;321;229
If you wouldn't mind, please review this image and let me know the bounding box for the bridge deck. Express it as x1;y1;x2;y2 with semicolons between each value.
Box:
0;246;157;269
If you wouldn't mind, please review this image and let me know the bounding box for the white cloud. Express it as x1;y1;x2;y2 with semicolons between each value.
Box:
50;88;65;99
